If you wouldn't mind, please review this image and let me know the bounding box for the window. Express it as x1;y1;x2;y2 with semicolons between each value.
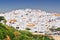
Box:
16;27;19;29
35;31;37;33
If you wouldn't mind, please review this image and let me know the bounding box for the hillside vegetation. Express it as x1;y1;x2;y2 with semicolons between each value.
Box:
0;23;54;40
0;16;54;40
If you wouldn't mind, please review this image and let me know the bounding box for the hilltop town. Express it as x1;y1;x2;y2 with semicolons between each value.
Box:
0;9;60;35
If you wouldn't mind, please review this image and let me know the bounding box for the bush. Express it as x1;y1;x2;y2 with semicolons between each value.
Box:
0;23;54;40
55;27;60;31
0;16;5;21
26;28;31;30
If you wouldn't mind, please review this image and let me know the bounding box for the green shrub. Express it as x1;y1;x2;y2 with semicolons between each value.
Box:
0;23;54;40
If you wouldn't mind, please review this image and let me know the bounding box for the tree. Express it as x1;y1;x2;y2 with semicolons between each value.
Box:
0;16;7;24
0;16;5;21
26;28;31;30
55;27;60;31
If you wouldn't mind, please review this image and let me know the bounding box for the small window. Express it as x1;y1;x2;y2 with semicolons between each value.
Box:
35;31;37;33
25;13;28;15
21;15;23;17
39;31;43;33
16;27;19;29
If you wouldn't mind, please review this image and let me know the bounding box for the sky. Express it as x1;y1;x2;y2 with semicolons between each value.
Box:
0;0;60;13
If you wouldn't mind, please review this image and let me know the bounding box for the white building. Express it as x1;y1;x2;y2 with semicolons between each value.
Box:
1;9;60;33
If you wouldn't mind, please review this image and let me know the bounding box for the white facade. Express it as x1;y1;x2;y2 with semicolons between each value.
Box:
0;9;60;33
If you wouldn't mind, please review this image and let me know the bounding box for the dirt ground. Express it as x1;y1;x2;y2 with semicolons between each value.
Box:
52;35;60;40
